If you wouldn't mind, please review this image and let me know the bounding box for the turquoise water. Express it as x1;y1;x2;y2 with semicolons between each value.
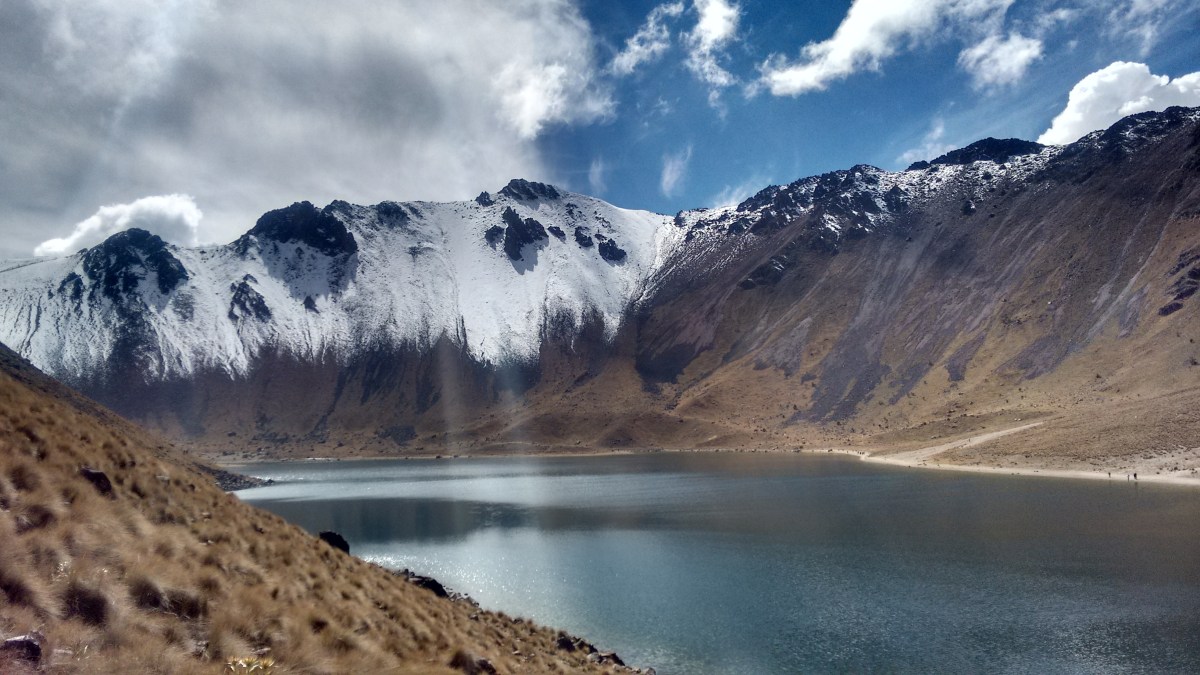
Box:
237;453;1200;673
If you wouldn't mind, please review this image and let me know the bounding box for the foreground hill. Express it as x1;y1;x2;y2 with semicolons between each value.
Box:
0;108;1198;474
0;343;625;673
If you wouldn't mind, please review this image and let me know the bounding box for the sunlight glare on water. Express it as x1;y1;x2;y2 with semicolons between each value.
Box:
238;452;1200;674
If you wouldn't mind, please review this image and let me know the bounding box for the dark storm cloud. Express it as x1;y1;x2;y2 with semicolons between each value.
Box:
1;0;612;257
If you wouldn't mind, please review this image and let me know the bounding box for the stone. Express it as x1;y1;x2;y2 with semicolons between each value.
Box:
409;574;448;598
448;649;496;674
318;531;350;554
599;651;625;666
0;633;44;665
79;467;114;498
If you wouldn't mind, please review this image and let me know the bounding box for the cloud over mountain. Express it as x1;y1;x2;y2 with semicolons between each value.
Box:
1039;61;1200;144
34;194;202;257
2;0;611;255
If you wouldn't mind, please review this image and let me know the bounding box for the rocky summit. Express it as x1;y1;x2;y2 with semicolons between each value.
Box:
1;107;1199;469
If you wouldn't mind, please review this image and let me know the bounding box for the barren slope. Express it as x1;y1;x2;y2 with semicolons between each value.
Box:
0;343;627;674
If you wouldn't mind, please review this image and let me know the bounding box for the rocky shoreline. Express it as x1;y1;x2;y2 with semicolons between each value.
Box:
194;462;275;491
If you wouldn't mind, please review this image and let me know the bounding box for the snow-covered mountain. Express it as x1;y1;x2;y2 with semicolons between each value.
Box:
2;107;1199;456
0;179;681;382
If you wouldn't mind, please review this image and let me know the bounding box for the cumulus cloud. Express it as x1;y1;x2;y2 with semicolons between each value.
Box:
1;0;612;257
760;0;1013;96
957;32;1043;89
34;194;202;257
1037;61;1200;144
660;145;693;197
897;118;957;166
685;0;740;103
611;2;685;76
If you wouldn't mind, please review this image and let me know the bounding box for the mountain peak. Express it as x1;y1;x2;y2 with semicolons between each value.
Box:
908;138;1045;171
80;227;189;299
239;201;358;257
499;178;562;201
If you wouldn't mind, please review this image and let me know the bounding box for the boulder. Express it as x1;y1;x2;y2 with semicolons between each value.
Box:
409;574;448;598
599;651;625;666
448;649;497;674
318;531;350;554
79;467;114;498
0;633;44;665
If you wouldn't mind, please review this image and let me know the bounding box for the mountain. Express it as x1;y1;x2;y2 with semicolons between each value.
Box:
2;107;1200;472
0;343;621;673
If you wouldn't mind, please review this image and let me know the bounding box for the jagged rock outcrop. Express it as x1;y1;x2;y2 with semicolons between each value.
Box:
499;178;561;201
78;228;189;301
500;206;548;261
237;201;358;258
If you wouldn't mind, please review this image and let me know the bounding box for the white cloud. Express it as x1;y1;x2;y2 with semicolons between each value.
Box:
957;32;1043;88
685;0;740;102
1034;7;1078;32
660;145;693;197
1107;0;1178;56
34;194;202;257
498;61;613;140
760;0;1013;96
610;2;685;76
708;175;769;209
3;0;613;256
897;118;957;166
1037;61;1200;144
32;0;214;104
588;157;608;195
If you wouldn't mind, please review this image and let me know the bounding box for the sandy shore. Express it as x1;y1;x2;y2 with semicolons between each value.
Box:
855;422;1200;488
213;422;1200;489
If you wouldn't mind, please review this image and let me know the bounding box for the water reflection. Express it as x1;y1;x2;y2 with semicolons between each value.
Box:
257;496;680;544
238;453;1200;674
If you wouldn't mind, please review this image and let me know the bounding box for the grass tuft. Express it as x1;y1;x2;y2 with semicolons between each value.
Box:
63;581;108;625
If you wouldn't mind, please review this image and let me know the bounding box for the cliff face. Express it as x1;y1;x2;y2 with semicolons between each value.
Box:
2;109;1200;461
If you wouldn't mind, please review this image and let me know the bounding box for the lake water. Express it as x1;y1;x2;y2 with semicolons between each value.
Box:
236;452;1200;673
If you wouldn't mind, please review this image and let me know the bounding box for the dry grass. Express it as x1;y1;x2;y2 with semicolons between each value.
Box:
0;347;627;674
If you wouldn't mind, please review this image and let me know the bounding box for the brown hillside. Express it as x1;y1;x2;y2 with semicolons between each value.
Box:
0;344;627;674
174;110;1200;477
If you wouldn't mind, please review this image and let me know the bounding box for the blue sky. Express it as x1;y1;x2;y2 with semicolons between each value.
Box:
544;0;1200;215
2;0;1199;257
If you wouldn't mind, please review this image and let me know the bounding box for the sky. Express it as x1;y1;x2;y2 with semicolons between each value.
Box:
2;0;1199;258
